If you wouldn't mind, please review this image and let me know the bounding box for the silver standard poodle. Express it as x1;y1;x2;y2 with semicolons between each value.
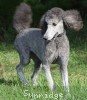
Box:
13;3;83;92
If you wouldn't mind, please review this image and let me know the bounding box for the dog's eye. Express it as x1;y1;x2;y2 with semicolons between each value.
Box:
52;23;57;26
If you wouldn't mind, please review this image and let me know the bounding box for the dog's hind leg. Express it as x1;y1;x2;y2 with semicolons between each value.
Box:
42;64;54;91
31;57;41;86
16;45;30;85
59;56;69;93
16;63;29;85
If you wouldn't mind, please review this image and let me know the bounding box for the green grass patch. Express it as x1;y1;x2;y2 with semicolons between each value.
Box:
0;41;87;100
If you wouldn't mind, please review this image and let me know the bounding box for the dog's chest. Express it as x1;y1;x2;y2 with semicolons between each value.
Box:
45;35;66;63
45;39;60;63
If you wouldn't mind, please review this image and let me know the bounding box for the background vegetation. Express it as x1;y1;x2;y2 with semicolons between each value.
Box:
0;0;87;99
0;0;87;42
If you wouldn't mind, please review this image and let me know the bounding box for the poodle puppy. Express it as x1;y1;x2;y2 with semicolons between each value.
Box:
13;3;83;92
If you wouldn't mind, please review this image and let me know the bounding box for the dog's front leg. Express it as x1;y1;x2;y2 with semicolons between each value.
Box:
59;57;69;93
42;64;54;91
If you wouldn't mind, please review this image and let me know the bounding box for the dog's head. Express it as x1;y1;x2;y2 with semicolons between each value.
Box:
40;7;83;41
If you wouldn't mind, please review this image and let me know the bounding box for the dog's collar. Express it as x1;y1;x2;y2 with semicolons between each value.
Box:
45;30;66;43
53;30;66;40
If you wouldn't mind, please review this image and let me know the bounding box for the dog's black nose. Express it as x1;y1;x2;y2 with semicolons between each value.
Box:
43;35;47;39
43;37;47;40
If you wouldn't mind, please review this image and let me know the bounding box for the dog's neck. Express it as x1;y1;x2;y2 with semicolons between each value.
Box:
45;30;66;44
53;29;66;40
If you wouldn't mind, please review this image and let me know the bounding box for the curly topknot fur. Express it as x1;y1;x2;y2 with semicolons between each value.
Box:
45;7;64;20
13;3;32;33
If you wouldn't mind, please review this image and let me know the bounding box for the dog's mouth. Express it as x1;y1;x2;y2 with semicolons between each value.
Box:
43;32;58;42
53;32;59;38
43;32;64;42
52;31;65;40
43;28;66;42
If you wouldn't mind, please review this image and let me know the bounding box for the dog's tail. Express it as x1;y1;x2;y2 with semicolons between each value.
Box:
13;3;32;33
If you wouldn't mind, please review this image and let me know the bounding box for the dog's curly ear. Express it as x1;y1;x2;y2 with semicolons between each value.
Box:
40;14;45;29
63;10;83;31
40;11;49;34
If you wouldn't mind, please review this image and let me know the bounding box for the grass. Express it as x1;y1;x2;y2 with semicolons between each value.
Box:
0;31;87;100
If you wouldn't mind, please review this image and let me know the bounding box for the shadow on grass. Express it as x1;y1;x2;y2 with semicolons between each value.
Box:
0;78;17;86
